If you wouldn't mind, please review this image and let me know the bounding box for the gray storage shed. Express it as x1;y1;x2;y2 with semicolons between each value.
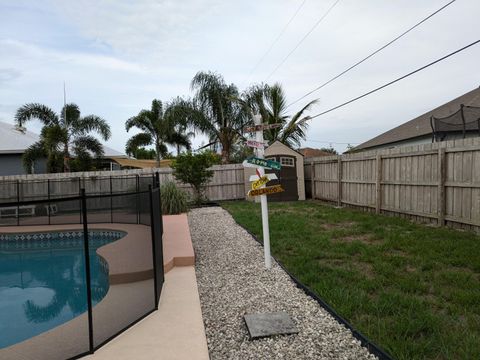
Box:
244;141;305;201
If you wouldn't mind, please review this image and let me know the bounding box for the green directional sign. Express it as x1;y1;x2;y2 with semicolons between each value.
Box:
245;157;281;170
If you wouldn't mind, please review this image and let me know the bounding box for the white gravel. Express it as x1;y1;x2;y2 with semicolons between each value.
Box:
188;207;377;360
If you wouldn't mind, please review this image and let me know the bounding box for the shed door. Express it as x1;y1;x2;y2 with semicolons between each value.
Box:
265;155;298;201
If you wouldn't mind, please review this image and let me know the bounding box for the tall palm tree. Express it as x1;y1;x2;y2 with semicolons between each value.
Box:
15;103;111;173
242;83;318;148
189;71;250;164
125;99;191;167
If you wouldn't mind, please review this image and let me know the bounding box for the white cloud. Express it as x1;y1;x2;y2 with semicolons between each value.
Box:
1;0;479;155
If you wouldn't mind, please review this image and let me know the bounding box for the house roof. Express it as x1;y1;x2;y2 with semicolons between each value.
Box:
0;120;126;158
0;121;41;154
298;147;334;158
354;87;480;151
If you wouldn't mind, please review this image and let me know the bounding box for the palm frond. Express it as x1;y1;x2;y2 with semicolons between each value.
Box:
22;142;47;173
72;135;104;158
72;115;111;140
125;132;153;157
15;103;58;127
60;103;81;126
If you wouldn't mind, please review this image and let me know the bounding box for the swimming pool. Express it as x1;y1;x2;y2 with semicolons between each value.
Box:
0;230;126;349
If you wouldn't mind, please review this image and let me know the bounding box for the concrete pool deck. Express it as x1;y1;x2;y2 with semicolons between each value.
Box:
0;213;208;360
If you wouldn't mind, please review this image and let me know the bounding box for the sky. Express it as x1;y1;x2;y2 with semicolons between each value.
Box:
0;0;479;154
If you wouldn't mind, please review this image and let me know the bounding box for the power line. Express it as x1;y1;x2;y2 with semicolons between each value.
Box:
265;0;341;82
307;39;480;120
242;0;307;87
287;0;457;108
306;139;359;145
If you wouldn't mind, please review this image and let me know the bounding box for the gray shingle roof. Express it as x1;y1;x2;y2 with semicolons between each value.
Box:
354;87;480;150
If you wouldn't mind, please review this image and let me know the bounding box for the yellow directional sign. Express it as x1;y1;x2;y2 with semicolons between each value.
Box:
252;175;270;190
248;184;284;197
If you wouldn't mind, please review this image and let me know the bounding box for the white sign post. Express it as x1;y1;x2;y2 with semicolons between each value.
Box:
253;114;272;269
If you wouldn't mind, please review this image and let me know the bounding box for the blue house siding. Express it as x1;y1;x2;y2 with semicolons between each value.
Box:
0;154;47;176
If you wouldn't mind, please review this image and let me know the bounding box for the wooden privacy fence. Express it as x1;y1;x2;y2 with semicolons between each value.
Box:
0;164;245;202
304;137;480;232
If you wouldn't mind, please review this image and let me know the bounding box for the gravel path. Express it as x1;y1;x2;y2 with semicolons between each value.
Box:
188;207;377;360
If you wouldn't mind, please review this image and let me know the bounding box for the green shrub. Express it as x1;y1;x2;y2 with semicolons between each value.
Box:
160;181;188;214
171;151;219;205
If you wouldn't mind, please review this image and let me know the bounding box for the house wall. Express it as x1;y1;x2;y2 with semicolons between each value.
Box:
0;154;46;176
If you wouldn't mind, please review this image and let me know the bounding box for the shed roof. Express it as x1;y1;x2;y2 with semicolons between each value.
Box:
354;87;480;151
0;120;126;158
265;141;304;158
298;147;334;158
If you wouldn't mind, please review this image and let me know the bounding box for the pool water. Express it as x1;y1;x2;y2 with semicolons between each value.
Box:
0;230;125;349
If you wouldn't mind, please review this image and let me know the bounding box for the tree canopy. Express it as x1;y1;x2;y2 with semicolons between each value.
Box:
15;103;111;173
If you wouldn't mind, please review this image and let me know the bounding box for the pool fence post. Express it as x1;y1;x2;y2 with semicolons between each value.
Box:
47;179;51;225
155;172;160;188
148;185;159;309
78;177;82;224
81;188;95;353
16;179;20;226
110;176;113;223
136;175;140;224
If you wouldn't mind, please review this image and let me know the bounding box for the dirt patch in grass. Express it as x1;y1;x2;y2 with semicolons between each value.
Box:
334;234;381;245
321;221;357;230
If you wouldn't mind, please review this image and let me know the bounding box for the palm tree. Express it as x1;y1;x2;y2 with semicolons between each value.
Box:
242;83;318;148
15;103;111;173
125;99;192;167
189;71;250;164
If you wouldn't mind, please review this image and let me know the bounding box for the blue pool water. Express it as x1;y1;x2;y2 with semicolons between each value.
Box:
0;230;125;348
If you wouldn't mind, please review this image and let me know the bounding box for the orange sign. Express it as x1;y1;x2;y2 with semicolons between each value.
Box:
248;184;284;197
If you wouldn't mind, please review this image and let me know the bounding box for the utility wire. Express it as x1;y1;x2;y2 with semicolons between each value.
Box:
242;0;307;87
308;39;480;120
306;139;359;145
265;0;341;81
287;0;457;108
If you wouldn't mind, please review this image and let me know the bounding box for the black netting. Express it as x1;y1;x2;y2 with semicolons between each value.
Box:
0;182;163;359
432;105;480;138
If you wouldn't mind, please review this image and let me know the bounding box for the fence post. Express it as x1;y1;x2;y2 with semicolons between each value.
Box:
16;180;20;226
155;172;160;188
110;176;113;223
80;188;95;354
148;185;159;309
376;155;382;214
337;156;342;207
310;161;315;200
78;177;82;223
136;175;140;224
437;148;446;226
47;179;51;225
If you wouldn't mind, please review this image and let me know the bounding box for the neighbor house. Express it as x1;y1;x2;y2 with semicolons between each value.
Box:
353;87;480;152
0;121;128;176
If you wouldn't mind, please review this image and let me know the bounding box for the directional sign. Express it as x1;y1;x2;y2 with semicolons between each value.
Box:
243;157;281;170
249;173;277;182
243;123;282;133
246;140;265;149
248;184;284;197
252;175;269;190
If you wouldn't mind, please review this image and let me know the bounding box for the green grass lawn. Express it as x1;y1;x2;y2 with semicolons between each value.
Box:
221;200;480;360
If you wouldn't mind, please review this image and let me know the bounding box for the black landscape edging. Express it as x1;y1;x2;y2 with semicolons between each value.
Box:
226;212;394;360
